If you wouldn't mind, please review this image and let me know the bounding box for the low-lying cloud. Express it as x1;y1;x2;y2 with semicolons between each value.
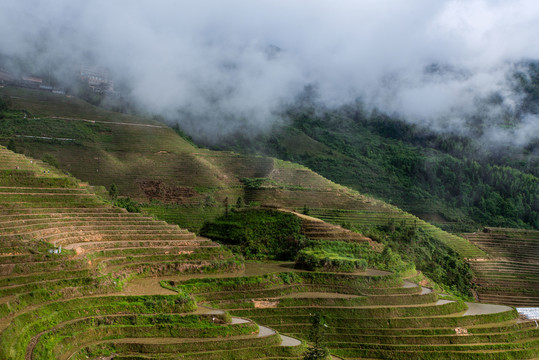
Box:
0;0;538;146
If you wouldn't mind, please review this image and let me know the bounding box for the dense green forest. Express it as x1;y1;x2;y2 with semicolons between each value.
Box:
200;209;306;260
208;94;538;232
203;63;538;231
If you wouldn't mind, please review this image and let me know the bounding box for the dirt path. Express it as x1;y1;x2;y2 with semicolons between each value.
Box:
436;299;454;305
48;116;166;128
15;135;76;141
276;208;324;222
257;324;275;337
194;305;301;347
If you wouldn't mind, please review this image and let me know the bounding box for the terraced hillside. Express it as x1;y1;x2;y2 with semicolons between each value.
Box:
0;146;538;358
301;207;485;259
0;88;483;261
0;146;309;359
463;228;539;306
299;214;374;245
165;270;539;359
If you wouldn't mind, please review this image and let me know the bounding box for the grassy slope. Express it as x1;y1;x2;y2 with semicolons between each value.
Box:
0;87;485;279
211;108;538;232
463;228;539;306
0;146;259;360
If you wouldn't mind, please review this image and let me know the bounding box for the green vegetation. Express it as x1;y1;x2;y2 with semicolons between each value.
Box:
303;313;330;360
109;183;119;199
0;114;113;144
210;100;538;232
71;333;298;360
200;208;307;260
6;138;15;152
0;96;8;115
463;228;539;306
359;223;474;297
42;153;60;168
0;87;537;359
297;240;413;275
163;269;538;359
240;177;271;189
0;295;196;359
296;248;368;272
163;271;402;300
305;208;480;297
171;122;196;146
141;204;224;232
114;196;141;212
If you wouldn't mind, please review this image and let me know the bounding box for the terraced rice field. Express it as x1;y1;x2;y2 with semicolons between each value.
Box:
1;88;485;265
166;271;539;359
1;136;538;358
298;215;380;251
304;208;485;259
463;228;539;306
0;146;305;359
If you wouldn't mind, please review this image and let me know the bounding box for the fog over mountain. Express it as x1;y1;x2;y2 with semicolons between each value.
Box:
1;0;538;145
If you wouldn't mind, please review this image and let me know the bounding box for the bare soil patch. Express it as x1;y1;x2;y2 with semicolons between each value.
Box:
138;179;198;203
253;300;279;308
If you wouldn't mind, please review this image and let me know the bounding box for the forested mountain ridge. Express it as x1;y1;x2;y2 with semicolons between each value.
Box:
207;69;539;232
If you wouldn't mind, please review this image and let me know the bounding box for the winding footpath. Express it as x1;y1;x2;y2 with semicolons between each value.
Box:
196;305;301;347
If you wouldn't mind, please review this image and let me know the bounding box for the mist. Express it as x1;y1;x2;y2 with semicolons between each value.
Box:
1;0;538;146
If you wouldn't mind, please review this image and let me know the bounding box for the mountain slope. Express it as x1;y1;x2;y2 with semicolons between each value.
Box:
0;86;491;296
0;89;538;358
209;105;538;232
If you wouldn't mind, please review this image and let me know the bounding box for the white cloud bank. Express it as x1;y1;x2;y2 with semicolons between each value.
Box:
0;0;538;145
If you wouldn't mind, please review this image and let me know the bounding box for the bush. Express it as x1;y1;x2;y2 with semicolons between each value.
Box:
42;154;60;168
296;249;367;272
240;177;270;189
200;209;307;260
364;225;474;298
114;197;140;213
0;97;7;116
7;139;16;152
295;240;413;275
109;183;119;199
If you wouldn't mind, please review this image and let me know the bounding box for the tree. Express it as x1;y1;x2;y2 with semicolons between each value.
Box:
109;183;119;199
7;139;16;153
303;313;330;360
224;197;229;217
235;196;244;209
42;154;60;169
0;97;8;113
204;195;216;207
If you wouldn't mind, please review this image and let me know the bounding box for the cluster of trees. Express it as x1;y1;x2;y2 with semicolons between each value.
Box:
362;223;474;297
0;97;7;118
295;248;368;272
200;209;307;260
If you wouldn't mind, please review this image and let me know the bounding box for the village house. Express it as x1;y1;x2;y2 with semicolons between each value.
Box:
79;65;114;92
